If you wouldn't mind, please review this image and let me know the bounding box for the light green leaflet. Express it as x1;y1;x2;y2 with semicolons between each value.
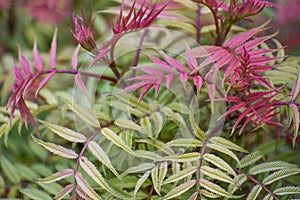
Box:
39;120;87;143
32;136;78;159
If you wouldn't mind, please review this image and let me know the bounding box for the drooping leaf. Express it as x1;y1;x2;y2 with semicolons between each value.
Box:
32;136;78;159
88;141;119;177
38;169;74;183
39;120;87;143
163;180;196;200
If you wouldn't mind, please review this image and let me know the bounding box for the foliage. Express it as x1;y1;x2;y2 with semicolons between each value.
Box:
0;0;300;199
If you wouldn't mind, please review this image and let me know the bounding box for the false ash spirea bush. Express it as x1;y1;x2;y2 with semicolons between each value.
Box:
1;0;300;199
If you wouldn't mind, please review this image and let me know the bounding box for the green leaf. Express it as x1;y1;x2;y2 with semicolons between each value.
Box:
157;152;200;162
240;151;263;168
0;157;21;184
200;189;221;198
38;169;74;183
32;136;78;159
121;163;155;177
15;164;39;181
199;179;243;198
151;111;164;138
210;137;248;153
101;128;135;155
289;104;299;147
60;96;100;127
134;171;151;199
274;186;300;195
249;161;298;175
38;182;64;196
262;194;273;200
201;166;236;184
163;180;196;200
163;166;197;185
246;185;262;200
54;184;74;200
88;141;119;177
39;120;87;143
189;106;205;140
80;157;130;199
262;168;300;185
207;143;241;168
75;172;102;200
114;118;143;133
151;165;160;196
204;154;236;176
140;116;152;136
20;188;52;200
165;138;202;148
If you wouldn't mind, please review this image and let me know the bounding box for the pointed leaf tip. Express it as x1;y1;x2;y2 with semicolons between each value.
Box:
33;38;43;71
72;44;81;70
50;28;58;69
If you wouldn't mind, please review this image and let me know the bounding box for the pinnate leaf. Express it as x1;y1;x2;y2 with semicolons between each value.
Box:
39;120;87;143
88;141;119;177
54;184;74;200
163;180;196;200
75;172;102;200
38;169;74;183
32;136;78;159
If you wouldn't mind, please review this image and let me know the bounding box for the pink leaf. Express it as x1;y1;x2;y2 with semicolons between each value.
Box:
50;28;57;69
14;66;24;82
186;46;197;70
88;48;110;69
72;44;81;70
179;72;189;84
75;73;90;100
221;102;248;118
162;52;185;72
165;74;173;89
18;48;32;75
139;84;152;101
193;76;203;91
35;71;56;98
140;67;164;76
33;38;43;71
149;55;173;73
